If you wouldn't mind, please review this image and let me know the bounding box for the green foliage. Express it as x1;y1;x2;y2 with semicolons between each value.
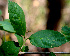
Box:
61;26;70;42
66;0;70;5
0;0;26;55
0;0;70;55
0;21;15;33
0;41;19;56
64;35;70;42
21;46;29;52
49;52;56;56
15;34;23;47
61;26;70;35
29;30;66;48
4;19;11;23
8;0;26;36
0;46;4;56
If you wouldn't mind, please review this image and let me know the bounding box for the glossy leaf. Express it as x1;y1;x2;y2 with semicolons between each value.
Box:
0;21;15;33
29;30;66;48
8;0;26;36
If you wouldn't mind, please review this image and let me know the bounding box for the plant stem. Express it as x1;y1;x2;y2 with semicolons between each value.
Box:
3;31;6;42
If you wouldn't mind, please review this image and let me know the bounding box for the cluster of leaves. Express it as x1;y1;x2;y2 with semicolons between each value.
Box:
0;0;70;56
0;0;28;56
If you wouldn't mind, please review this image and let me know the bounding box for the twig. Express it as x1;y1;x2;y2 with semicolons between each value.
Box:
19;52;70;54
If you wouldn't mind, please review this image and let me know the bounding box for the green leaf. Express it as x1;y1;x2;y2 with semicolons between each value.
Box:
0;26;3;30
21;46;29;52
29;30;66;48
15;34;23;47
65;35;70;42
4;19;11;23
8;0;26;36
1;41;19;56
0;19;11;30
49;52;56;56
61;26;70;35
0;21;16;33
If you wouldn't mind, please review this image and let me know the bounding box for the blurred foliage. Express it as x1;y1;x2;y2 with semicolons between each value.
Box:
20;0;32;11
0;10;2;16
66;0;70;5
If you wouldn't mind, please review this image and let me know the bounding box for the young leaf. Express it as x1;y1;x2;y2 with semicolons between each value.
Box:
21;46;29;52
0;21;15;33
1;41;19;56
61;26;70;35
15;34;23;47
8;0;26;36
29;30;66;48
